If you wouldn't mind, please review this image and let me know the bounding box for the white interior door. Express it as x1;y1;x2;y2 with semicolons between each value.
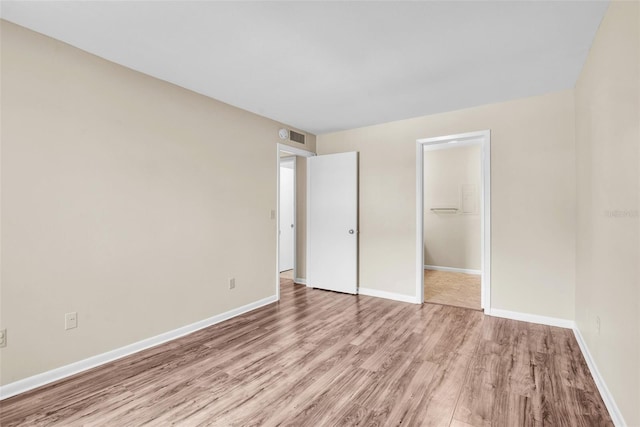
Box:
279;163;295;272
308;152;358;294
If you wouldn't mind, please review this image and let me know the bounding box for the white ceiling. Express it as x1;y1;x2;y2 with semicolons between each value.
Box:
1;1;608;135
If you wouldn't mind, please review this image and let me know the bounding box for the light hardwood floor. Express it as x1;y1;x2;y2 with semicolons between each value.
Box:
424;270;481;311
0;278;612;426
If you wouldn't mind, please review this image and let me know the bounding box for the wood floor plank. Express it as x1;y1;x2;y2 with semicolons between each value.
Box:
326;403;372;426
453;316;613;427
0;278;613;426
381;358;441;426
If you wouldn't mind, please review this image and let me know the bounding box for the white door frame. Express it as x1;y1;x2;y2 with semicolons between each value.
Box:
276;143;315;301
279;156;295;273
416;130;491;312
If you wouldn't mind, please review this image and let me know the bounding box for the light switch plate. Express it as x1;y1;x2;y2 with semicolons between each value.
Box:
65;312;78;330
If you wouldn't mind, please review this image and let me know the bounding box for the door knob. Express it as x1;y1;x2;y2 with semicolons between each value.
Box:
349;229;355;234
291;224;294;228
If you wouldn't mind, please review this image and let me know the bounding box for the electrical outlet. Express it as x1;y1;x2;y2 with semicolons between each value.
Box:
270;209;276;220
65;312;78;330
595;316;601;335
229;278;236;290
0;328;6;348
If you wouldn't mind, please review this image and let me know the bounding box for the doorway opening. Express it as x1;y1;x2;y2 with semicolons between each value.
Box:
416;130;491;312
279;155;295;278
276;143;315;300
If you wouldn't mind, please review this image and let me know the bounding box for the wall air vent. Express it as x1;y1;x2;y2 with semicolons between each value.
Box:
289;130;306;145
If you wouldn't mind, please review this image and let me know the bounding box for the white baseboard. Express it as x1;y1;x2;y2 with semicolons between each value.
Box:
573;327;625;427
424;265;481;275
487;308;575;329
0;295;278;400
294;278;307;285
358;287;420;304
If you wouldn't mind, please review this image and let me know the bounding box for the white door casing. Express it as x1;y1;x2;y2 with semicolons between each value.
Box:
308;152;358;294
275;143;314;301
416;130;491;310
279;161;295;272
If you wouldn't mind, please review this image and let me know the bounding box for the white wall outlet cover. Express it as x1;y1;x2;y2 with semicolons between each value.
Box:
65;312;78;330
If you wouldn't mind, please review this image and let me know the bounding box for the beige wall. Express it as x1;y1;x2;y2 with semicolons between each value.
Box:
0;21;314;385
424;145;481;270
317;90;576;319
574;2;639;425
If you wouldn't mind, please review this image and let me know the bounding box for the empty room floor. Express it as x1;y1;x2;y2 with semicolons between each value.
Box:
0;281;611;426
424;269;482;311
